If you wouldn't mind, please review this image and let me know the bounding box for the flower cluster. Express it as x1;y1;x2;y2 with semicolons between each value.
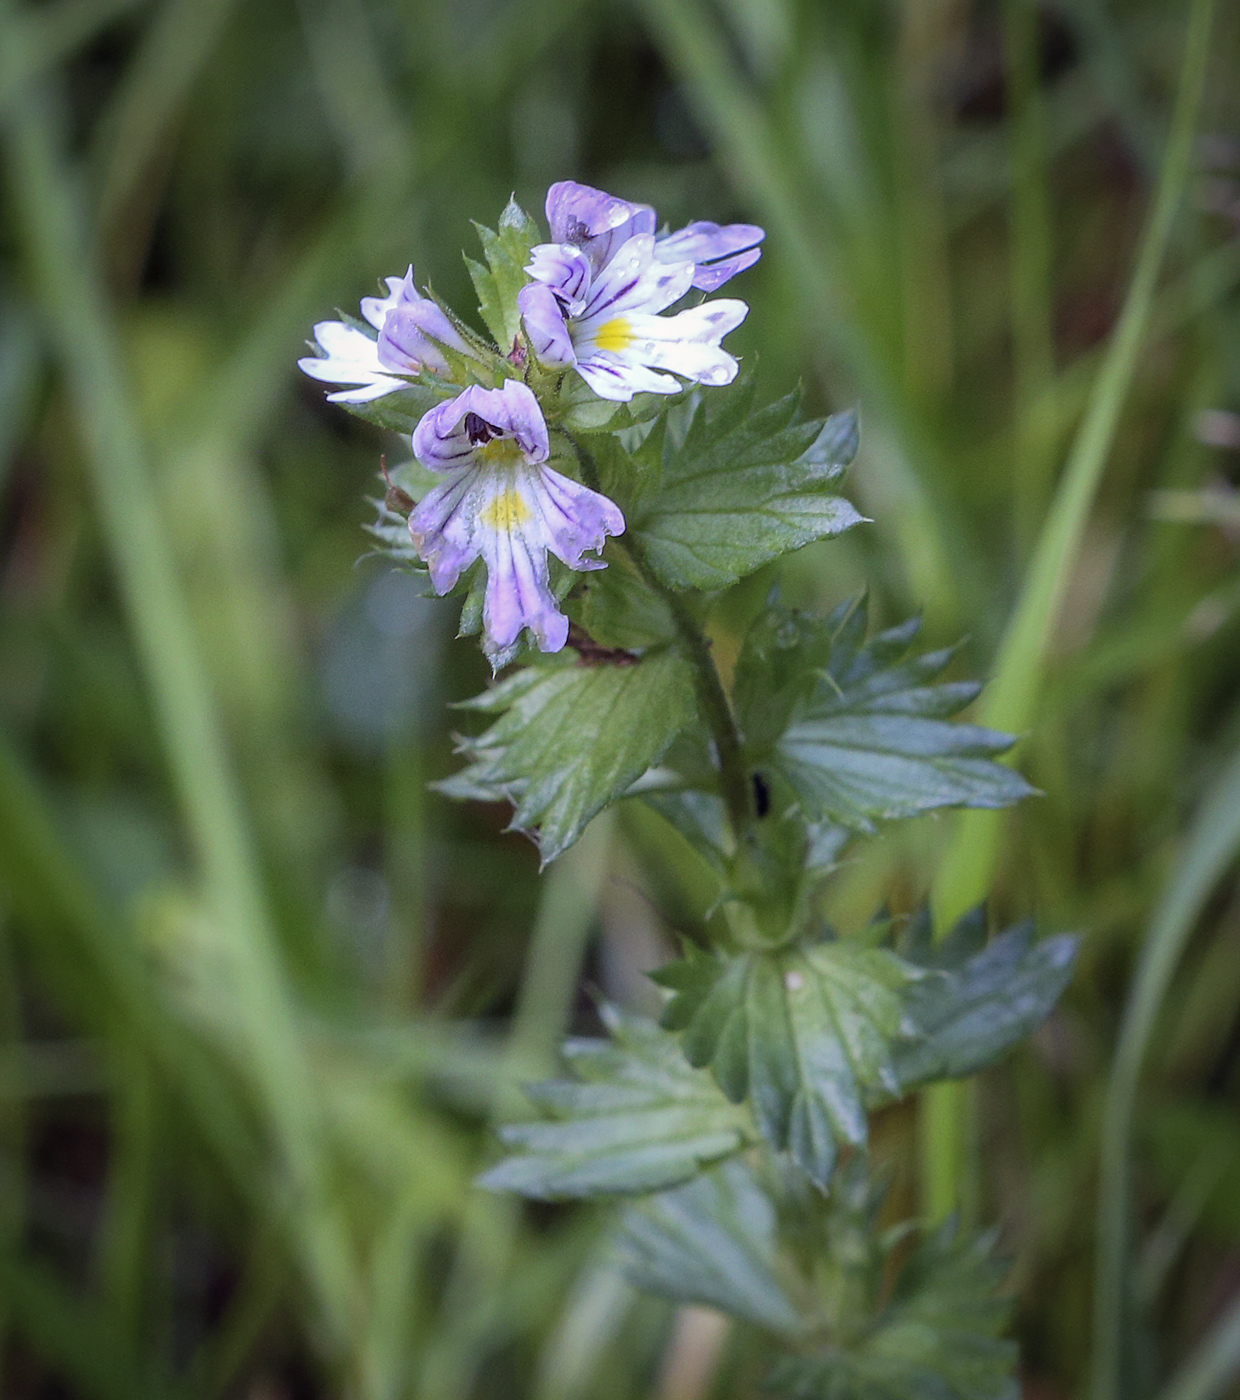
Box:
300;181;762;661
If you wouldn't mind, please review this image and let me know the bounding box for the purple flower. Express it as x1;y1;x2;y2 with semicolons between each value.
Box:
544;180;764;291
519;234;748;402
299;266;468;403
408;381;625;660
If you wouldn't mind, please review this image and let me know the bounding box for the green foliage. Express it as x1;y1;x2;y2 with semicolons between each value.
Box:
465;197;542;352
893;909;1079;1089
438;649;697;863
478;1007;754;1198
616;1159;807;1335
768;1222;1018;1400
617;1157;1017;1399
742;596;1034;833
654;938;918;1188
628;378;864;590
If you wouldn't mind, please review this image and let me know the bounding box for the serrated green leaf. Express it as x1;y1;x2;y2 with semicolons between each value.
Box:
478;1009;754;1199
615;1159;807;1335
629;374;864;590
891;914;1078;1089
770;1221;1018;1400
333;378;458;436
763;597;1035;833
467;197;541;350
439;649;697;862
655;939;919;1188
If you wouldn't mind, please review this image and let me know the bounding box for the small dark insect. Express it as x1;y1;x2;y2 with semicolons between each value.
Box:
567;621;640;667
380;457;414;515
752;771;771;818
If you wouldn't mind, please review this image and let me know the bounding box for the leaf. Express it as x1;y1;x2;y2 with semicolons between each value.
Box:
615;1159;807;1335
479;1008;754;1199
654;938;920;1188
630;374;865;590
466;197;541;351
764;596;1035;833
769;1221;1018;1400
567;546;677;651
892;910;1078;1089
438;649;697;862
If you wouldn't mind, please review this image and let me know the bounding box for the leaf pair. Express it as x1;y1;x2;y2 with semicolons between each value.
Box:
484;914;1077;1201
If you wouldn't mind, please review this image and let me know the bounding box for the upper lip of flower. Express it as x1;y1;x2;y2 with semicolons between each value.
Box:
543;179;764;291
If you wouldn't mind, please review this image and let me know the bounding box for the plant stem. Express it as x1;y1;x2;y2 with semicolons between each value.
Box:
564;432;754;843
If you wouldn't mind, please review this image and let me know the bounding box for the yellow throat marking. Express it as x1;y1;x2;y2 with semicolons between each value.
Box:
480;487;532;532
593;317;633;353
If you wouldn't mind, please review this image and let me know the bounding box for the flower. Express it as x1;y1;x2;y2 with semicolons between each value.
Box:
518;235;748;402
299;266;467;403
544;180;764;291
408;381;625;658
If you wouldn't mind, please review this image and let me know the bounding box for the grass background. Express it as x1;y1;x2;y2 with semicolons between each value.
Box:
1;0;1240;1396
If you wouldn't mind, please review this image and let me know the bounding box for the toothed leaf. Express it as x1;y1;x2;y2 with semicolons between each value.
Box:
654;939;920;1189
439;649;696;862
757;596;1035;833
615;1159;807;1335
479;1009;754;1198
630;374;864;590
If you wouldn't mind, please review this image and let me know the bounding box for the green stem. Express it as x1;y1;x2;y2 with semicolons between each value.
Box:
564;432;754;842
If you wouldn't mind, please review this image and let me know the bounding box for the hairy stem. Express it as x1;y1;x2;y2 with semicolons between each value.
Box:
564;431;755;843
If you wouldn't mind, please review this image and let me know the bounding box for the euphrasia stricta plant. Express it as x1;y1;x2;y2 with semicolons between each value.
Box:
302;182;1078;1398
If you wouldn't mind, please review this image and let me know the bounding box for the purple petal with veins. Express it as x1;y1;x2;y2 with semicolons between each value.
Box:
379;300;466;374
518;283;576;368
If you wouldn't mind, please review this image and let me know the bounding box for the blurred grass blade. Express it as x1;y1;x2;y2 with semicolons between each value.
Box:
0;8;358;1344
1155;1290;1240;1400
1091;739;1240;1400
91;0;240;262
931;0;1216;930
534;1263;636;1400
635;0;967;624
420;813;614;1400
0;0;146;110
919;0;1215;1228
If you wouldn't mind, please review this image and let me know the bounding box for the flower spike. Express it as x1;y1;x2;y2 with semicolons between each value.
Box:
408;381;625;662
